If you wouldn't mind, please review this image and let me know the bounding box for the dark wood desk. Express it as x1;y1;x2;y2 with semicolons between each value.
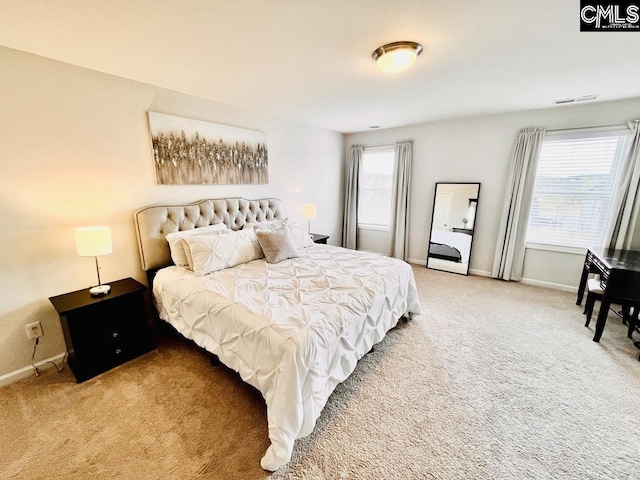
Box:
576;248;640;342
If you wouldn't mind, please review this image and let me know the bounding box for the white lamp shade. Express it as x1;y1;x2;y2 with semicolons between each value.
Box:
75;227;113;257
302;203;317;219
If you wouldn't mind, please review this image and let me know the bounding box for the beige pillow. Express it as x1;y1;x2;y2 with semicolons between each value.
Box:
255;227;299;264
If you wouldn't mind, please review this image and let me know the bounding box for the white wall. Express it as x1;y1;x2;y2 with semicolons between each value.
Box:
346;97;640;287
0;47;344;381
357;227;389;255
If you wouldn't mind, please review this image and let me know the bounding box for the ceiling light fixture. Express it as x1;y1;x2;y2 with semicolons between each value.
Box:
372;41;423;74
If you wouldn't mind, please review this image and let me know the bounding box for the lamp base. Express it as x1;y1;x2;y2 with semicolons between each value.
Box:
89;284;111;297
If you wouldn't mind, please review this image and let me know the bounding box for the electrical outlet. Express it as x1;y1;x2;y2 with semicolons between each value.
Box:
25;321;43;339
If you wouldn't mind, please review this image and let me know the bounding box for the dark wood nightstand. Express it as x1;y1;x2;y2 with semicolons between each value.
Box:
49;277;154;382
311;233;329;244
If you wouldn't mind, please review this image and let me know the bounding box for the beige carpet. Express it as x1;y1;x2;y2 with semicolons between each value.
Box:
1;266;640;479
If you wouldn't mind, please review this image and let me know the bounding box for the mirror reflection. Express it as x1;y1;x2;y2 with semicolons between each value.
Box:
427;182;480;275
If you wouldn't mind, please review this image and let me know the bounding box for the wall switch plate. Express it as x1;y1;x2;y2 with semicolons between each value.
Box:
25;321;43;339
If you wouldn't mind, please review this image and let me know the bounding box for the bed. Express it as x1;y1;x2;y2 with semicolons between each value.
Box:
134;197;422;471
428;230;472;263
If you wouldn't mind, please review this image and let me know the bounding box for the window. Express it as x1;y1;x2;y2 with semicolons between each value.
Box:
526;127;630;250
358;147;395;229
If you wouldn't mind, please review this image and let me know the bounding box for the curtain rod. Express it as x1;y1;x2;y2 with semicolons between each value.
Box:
363;142;395;149
546;122;628;133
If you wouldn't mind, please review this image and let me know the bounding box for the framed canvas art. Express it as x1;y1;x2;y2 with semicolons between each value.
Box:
148;112;268;185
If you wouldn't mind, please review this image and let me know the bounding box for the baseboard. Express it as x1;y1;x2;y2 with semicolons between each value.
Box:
469;268;491;277
521;277;578;293
409;258;490;278
360;249;389;257
412;260;574;292
0;352;67;387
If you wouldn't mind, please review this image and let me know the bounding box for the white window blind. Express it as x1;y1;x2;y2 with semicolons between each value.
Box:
526;128;629;249
358;148;395;229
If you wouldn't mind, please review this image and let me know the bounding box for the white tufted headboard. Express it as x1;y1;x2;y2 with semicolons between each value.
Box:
134;197;283;272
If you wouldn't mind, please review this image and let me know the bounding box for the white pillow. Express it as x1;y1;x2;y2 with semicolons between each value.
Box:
183;231;232;271
182;228;264;276
242;218;288;231
165;223;228;268
288;222;314;249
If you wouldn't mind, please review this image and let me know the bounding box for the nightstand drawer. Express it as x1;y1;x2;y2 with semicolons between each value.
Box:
84;297;150;357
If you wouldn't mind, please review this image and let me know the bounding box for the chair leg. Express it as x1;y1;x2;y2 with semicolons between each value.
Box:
622;304;630;325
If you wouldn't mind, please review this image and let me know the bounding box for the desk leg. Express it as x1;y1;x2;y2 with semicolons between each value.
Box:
593;298;611;342
576;264;589;306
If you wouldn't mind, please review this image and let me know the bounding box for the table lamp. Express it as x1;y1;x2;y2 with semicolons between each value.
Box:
302;203;317;236
75;226;113;296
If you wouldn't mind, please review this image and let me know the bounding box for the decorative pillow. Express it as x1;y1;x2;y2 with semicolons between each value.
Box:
288;222;314;249
255;227;299;264
182;228;263;276
165;223;228;268
183;230;232;271
243;218;288;231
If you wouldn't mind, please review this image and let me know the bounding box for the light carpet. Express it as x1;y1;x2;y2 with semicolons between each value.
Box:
1;266;639;479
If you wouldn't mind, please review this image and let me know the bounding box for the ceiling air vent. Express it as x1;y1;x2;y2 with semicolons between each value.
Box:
553;94;600;105
576;94;600;102
553;98;575;105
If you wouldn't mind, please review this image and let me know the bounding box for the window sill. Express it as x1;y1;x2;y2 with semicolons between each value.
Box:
525;243;586;255
358;224;390;232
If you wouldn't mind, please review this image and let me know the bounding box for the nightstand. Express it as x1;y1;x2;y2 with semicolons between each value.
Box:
311;233;329;244
49;277;154;382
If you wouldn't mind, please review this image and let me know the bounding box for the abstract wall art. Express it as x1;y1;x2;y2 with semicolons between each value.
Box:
147;111;268;185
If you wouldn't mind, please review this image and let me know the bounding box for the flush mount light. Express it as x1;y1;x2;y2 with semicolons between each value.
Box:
372;41;423;74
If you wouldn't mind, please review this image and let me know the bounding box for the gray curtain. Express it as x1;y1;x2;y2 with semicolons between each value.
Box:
389;140;413;260
492;128;545;281
603;120;640;250
343;145;363;249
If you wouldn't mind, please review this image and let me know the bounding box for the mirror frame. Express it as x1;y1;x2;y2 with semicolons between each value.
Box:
426;182;481;276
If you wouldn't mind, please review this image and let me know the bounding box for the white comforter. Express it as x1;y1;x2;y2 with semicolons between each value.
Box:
153;245;422;471
430;230;472;263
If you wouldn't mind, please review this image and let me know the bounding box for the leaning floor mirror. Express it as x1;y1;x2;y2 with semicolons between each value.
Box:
427;182;480;275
